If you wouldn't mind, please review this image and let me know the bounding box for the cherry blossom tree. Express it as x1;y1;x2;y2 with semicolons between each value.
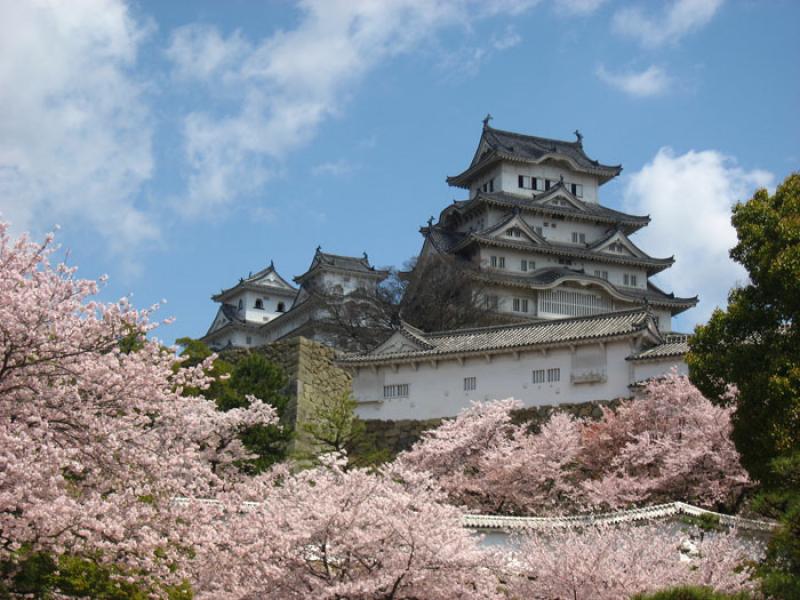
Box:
580;374;750;509
187;459;504;599
401;374;749;514
0;222;277;589
508;524;762;600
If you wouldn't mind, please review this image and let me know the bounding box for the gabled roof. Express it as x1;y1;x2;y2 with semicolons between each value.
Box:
294;247;389;284
479;210;548;245
447;123;622;188
590;229;665;261
212;262;297;303
439;190;650;234
628;334;690;361
338;309;660;365
531;182;587;211
368;321;437;356
474;268;698;314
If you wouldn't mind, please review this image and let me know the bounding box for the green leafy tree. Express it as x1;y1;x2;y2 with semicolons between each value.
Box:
688;174;799;483
177;340;293;473
0;548;191;599
688;172;800;597
302;392;390;467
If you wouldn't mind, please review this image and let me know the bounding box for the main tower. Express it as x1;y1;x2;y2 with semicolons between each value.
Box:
418;117;697;331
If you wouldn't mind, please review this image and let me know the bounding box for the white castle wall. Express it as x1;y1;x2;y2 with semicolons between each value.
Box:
352;339;684;420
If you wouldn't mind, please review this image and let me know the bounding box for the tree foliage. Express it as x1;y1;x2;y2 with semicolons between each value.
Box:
176;341;293;472
400;374;749;514
0;222;277;594
400;254;514;332
687;173;800;595
688;173;799;484
508;525;761;600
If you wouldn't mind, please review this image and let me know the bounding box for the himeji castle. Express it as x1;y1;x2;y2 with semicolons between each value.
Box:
202;118;699;419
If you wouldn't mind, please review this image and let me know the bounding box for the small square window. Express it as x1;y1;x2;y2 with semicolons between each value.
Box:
498;257;506;269
532;369;545;384
547;368;560;383
464;377;477;391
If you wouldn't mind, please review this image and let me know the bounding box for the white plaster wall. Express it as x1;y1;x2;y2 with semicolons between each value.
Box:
519;215;608;245
633;358;688;382
498;162;600;204
469;166;503;198
226;290;294;325
352;340;644;420
207;328;266;350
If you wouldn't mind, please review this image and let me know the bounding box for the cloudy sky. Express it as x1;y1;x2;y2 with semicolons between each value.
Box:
1;0;797;340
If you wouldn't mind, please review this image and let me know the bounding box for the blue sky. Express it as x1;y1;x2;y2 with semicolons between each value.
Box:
1;0;798;342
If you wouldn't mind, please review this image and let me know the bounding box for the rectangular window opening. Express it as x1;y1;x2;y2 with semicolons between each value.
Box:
383;384;409;399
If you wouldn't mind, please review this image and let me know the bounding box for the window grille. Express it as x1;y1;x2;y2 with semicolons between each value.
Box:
547;368;560;383
383;384;409;399
532;369;545;384
539;289;612;317
464;377;477;391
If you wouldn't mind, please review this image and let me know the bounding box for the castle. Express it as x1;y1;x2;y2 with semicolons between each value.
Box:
202;118;697;419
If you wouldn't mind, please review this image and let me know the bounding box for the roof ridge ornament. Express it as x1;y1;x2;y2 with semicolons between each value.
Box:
574;129;583;146
482;113;493;129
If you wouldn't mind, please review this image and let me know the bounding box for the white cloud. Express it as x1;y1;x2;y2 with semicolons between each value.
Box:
312;160;358;177
165;0;545;216
0;0;157;255
596;64;671;97
492;26;523;51
623;148;773;328
165;24;249;82
613;0;725;48
553;0;607;16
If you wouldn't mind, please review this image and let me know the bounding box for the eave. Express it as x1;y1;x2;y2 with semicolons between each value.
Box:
446;152;622;189
440;192;650;235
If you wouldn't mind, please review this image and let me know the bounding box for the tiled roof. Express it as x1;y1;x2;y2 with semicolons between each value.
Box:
315;251;375;273
447;125;622;188
295;248;389;283
628;334;690;361
338;309;657;364
440;190;649;233
212;263;297;302
220;303;244;323
452;232;674;274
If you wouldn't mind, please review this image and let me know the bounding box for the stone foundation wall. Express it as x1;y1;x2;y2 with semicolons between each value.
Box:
226;337;352;456
361;398;623;460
